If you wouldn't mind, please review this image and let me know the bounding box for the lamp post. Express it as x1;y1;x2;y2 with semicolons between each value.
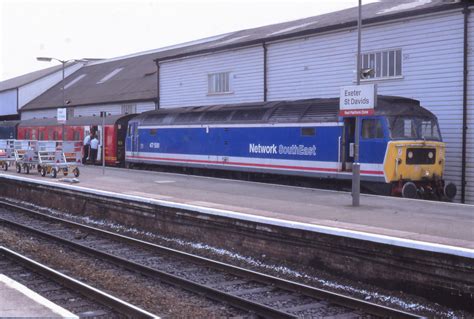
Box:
36;57;87;140
352;0;362;207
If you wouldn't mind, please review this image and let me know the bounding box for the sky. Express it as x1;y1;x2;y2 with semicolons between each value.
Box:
0;0;375;81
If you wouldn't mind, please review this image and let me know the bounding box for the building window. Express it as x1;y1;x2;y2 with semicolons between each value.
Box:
208;72;232;94
360;49;402;80
67;108;74;119
122;104;136;114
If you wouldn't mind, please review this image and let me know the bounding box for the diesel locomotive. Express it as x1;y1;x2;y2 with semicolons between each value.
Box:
125;96;456;200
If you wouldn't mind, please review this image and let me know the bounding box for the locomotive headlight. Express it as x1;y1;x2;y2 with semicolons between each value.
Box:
408;151;414;159
428;151;434;159
424;170;430;177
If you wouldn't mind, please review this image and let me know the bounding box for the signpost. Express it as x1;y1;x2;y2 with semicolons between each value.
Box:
339;84;376;206
100;111;107;175
339;85;376;116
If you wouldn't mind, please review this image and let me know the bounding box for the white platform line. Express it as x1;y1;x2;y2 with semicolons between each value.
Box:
0;274;79;319
0;246;159;318
1;173;473;259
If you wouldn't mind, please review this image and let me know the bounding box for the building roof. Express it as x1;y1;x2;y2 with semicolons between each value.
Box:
0;64;68;92
21;0;465;112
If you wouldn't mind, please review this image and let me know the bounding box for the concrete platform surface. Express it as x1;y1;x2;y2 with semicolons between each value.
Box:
0;274;78;318
1;167;473;251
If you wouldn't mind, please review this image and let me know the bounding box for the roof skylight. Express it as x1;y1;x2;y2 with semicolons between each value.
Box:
97;67;124;84
64;74;87;89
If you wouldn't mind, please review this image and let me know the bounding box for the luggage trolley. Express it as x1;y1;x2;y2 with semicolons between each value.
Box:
0;139;15;171
14;140;39;174
37;141;80;178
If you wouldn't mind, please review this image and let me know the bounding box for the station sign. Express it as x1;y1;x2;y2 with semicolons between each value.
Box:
57;108;67;123
339;84;376;116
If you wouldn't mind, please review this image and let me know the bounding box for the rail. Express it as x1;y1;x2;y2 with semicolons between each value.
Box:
0;200;422;319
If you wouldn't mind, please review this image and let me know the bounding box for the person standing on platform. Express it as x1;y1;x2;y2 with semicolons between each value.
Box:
82;133;91;164
90;135;99;165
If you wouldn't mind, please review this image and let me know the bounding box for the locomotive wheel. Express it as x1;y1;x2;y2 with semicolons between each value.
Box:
73;168;80;177
443;182;457;200
16;164;21;173
41;167;46;177
52;168;57;178
402;182;418;199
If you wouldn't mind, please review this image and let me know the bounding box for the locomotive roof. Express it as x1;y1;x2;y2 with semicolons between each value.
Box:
18;114;134;127
131;96;436;126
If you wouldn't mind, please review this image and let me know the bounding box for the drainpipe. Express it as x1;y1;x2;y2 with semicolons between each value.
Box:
155;61;160;109
461;4;470;203
263;43;268;102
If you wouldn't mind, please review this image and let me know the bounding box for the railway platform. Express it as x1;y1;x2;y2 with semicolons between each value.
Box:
0;166;472;251
0;166;473;309
0;274;78;318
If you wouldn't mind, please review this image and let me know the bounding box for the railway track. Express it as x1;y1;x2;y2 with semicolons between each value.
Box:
0;246;156;318
0;200;421;318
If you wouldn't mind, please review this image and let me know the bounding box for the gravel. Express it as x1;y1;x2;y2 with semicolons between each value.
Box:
0;226;245;318
6;199;472;318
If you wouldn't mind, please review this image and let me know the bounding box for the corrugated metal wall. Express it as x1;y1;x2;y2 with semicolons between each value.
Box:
0;89;17;116
466;10;473;204
267;11;467;202
21;109;57;120
160;46;264;107
21;101;155;120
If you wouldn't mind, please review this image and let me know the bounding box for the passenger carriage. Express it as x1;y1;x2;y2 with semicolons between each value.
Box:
17;114;134;166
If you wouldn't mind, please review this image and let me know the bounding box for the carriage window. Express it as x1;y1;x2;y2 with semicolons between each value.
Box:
301;127;315;136
73;130;81;140
150;129;157;136
362;119;384;139
39;131;45;140
54;131;60;140
25;130;30;139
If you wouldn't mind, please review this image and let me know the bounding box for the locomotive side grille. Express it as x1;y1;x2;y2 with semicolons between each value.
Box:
143;113;167;124
406;148;436;165
201;110;233;122
302;105;338;122
269;105;308;122
174;112;204;123
231;109;267;121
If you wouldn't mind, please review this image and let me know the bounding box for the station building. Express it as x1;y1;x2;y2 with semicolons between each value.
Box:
1;0;473;203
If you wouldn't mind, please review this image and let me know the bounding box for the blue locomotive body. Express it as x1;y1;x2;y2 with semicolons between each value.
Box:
125;98;394;182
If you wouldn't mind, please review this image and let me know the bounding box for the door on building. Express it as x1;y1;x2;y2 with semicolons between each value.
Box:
342;117;356;171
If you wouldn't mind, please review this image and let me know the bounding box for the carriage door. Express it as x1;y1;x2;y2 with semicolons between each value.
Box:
130;122;139;156
342;117;356;171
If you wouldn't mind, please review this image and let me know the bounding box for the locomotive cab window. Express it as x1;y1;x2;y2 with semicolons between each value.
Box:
301;127;315;136
362;119;384;139
389;116;441;141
